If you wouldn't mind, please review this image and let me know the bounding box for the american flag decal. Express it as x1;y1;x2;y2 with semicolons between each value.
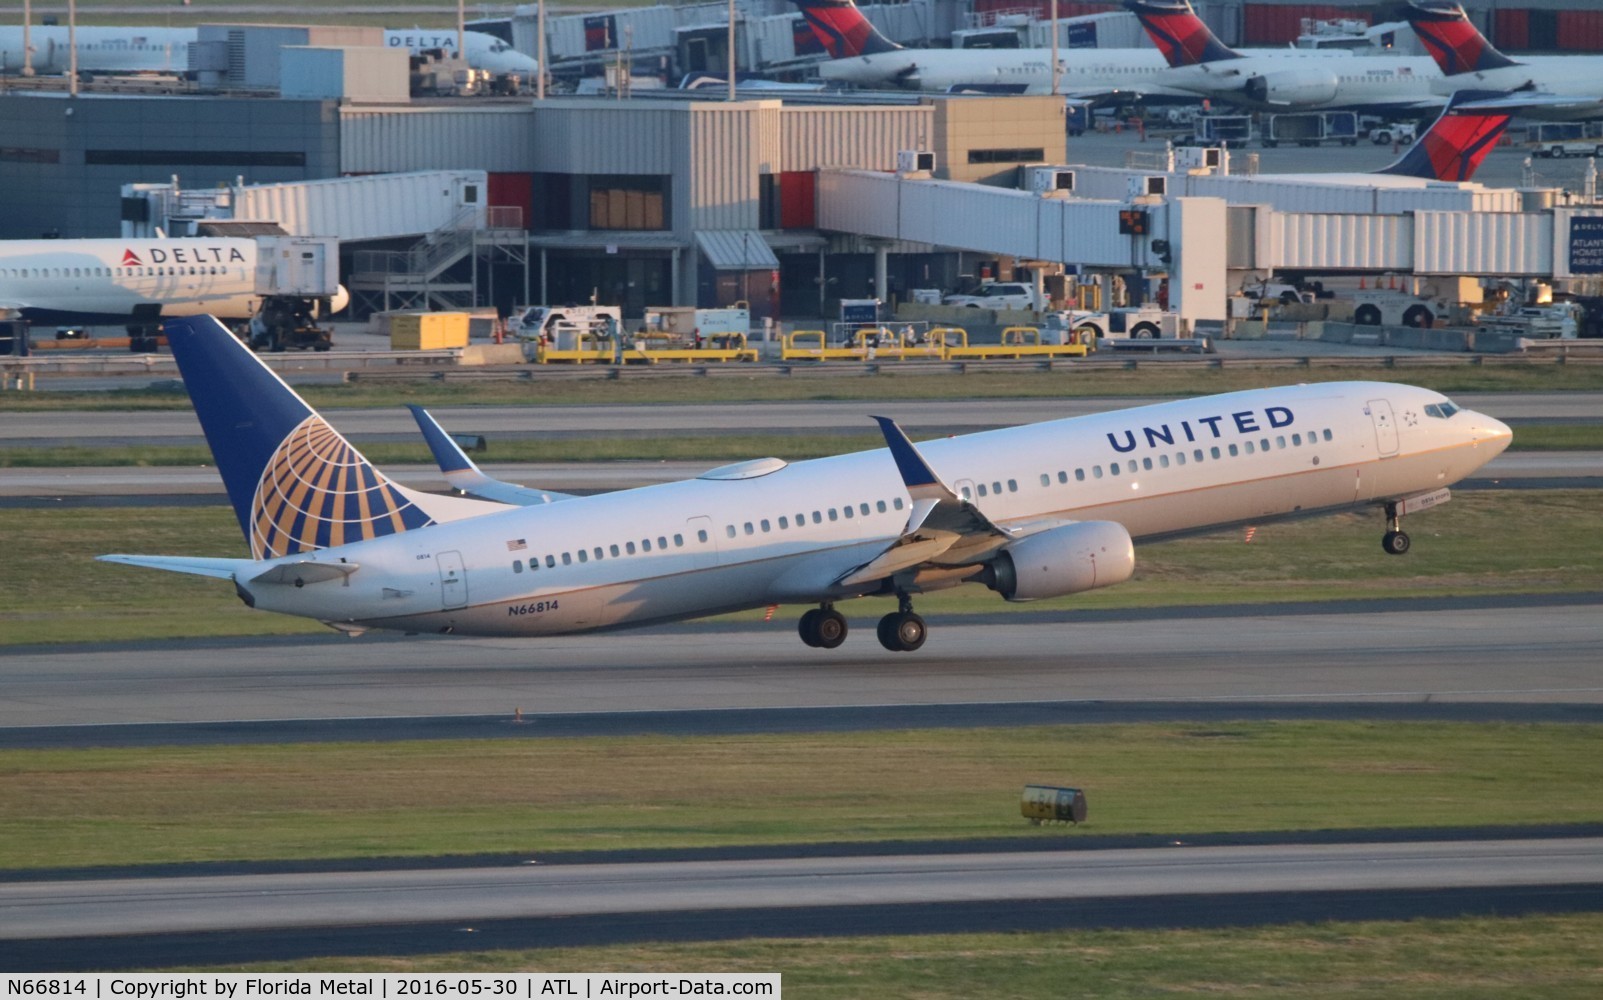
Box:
507;539;527;551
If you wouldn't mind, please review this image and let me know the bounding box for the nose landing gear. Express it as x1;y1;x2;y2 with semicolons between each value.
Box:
1381;501;1411;556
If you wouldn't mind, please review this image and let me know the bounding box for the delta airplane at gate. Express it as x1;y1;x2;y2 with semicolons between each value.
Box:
101;317;1512;652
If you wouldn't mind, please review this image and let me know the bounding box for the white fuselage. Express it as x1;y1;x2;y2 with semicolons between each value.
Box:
817;45;1181;96
241;382;1511;637
0;26;536;76
0;238;261;324
1160;53;1443;111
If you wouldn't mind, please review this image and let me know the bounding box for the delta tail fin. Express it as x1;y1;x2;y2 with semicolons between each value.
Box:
1125;0;1242;67
791;0;903;58
1375;90;1510;181
157;315;489;561
1405;1;1519;76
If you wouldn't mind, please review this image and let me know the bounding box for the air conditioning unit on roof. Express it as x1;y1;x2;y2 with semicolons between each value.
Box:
896;149;936;173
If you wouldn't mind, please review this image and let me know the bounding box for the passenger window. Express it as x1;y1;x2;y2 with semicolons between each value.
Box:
1127;461;1137;474
1323;429;1333;441
843;506;854;519
1109;463;1120;477
1261;438;1270;452
1194;449;1204;462
658;536;668;549
1040;474;1050;487
859;503;870;516
760;519;771;532
1007;480;1017;493
1159;455;1169;468
697;530;708;543
577;550;588;563
561;553;572;565
992;481;1002;495
1228;444;1239;457
779;516;789;529
1177;452;1186;466
1093;466;1103;479
627;541;637;554
674;534;683;547
528;559;538;571
513;562;523;574
977;484;988;497
1060;471;1070;484
1277;435;1286;448
643;539;653;552
593;547;603;560
876;500;887;513
610;544;620;557
1292;433;1302;446
744;523;754;535
813;511;823;523
1142;457;1153;470
725;525;736;539
828;509;838;521
1244;442;1255;455
1210;446;1221;459
546;555;556;568
893;498;904;510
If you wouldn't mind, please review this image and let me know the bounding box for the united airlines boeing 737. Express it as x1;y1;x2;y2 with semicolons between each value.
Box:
101;316;1511;652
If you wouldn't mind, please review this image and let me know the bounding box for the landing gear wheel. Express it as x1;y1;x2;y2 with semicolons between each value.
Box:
813;608;848;649
1382;530;1411;556
877;611;927;652
798;609;823;648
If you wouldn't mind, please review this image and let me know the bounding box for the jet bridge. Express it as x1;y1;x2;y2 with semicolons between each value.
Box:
815;169;1603;311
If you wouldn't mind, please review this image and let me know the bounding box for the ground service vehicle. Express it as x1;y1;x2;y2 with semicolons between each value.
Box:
1368;121;1417;145
509;304;622;342
942;282;1045;311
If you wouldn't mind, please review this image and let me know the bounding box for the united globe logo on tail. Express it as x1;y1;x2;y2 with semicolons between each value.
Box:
249;415;433;560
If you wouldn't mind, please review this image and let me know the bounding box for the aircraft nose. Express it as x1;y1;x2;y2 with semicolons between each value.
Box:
1474;412;1513;458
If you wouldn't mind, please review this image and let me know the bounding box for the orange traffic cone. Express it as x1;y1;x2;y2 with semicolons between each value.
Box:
1359;276;1366;289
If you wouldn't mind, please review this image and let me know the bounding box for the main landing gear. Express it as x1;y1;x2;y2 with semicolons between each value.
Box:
798;595;928;652
798;605;848;649
877;594;926;653
1381;501;1411;556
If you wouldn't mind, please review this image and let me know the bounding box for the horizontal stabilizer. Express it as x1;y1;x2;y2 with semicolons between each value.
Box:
97;554;255;580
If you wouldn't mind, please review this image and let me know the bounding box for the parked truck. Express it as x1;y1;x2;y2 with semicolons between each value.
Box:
1262;111;1359;148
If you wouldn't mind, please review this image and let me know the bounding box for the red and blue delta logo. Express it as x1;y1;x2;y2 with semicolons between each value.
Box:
121;249;143;267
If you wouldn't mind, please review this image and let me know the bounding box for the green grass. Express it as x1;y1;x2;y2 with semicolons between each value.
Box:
7;490;1598;646
3;722;1601;870
216;915;1603;996
0;423;1592;468
6;363;1603;411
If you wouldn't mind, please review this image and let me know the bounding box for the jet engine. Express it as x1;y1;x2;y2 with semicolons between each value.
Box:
1242;68;1340;107
983;521;1135;602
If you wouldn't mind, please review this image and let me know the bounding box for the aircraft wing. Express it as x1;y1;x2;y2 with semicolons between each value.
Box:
1452;92;1603;118
834;417;1019;588
408;405;579;507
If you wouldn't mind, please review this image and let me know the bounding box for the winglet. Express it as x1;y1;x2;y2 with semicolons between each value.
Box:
407;404;578;507
409;404;481;475
871;415;942;490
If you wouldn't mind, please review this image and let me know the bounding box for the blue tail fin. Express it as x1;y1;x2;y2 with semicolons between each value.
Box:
165;316;441;560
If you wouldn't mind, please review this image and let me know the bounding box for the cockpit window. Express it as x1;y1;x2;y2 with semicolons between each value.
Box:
1424;400;1461;419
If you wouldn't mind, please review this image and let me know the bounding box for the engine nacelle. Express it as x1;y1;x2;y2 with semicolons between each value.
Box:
1242;68;1339;107
986;521;1135;603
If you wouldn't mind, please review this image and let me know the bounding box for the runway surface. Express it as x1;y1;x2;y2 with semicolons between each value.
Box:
6;838;1603;970
10;392;1601;448
3;600;1599;736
